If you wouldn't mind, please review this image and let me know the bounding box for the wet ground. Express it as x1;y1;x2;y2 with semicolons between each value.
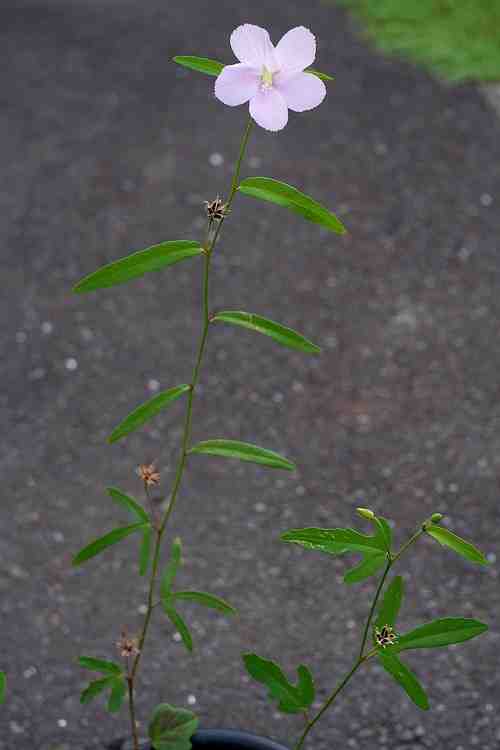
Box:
1;0;500;748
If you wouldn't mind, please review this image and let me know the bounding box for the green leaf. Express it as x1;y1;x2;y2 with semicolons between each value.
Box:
80;676;116;705
305;67;335;82
344;552;386;584
164;604;193;652
375;576;404;632
173;591;236;616
189;439;295;471
281;527;347;555
149;703;198;750
396;618;488;651
108;385;191;443
297;665;315;708
107;487;149;523
281;527;387;555
425;525;488;566
378;652;429;710
73;522;148;566
211;311;320;354
73;241;204;293
140;526;153;576
78;656;122;675
161;538;183;600
243;654;315;714
373;517;392;553
0;672;6;705
107;677;127;713
173;56;224;76
238;177;346;235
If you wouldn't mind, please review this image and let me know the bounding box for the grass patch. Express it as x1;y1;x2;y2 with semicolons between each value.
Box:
333;0;500;82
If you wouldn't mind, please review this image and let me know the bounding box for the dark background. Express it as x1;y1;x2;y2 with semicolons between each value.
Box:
1;0;499;748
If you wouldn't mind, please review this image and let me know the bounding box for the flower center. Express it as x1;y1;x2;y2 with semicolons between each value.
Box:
260;66;274;91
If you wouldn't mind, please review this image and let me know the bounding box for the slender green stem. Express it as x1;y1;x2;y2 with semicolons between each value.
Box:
127;675;140;750
392;528;423;564
358;557;392;660
125;117;254;750
294;523;425;750
294;659;364;750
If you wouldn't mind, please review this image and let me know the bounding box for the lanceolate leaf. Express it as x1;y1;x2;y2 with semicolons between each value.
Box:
425;525;488;566
396;618;488;651
148;703;199;750
373;517;392;553
306;67;335;82
73;522;148;566
107;677;127;713
189;440;295;471
238;177;346;235
161;538;183;599
344;552;386;584
173;56;224;76
281;527;387;555
173;591;236;616
243;654;315;714
108;385;191;443
80;676;115;705
163;604;193;652
73;241;204;293
140;526;153;576
0;672;6;705
378;652;429;711
172;57;334;84
78;656;122;675
107;487;149;523
281;528;347;555
375;576;404;631
211;311;320;354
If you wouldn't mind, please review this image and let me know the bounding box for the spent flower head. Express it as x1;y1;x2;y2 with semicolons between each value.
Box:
215;24;326;131
116;630;140;659
137;462;160;488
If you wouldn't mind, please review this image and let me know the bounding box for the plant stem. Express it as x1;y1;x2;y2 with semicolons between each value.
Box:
294;659;364;750
358;557;392;660
294;522;425;750
392;528;423;564
127;675;140;750
125;115;254;750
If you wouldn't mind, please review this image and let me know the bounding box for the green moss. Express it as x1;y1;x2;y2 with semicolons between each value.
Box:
333;0;500;82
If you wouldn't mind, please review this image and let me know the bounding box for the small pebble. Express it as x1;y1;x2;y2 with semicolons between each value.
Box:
209;152;224;167
65;357;78;371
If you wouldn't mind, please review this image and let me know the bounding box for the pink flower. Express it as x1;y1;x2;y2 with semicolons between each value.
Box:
214;24;326;132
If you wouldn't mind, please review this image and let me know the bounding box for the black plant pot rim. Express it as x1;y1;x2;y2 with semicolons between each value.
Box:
137;729;289;750
192;729;289;750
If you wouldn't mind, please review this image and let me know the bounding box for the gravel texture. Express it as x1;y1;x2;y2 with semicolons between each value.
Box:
1;0;499;748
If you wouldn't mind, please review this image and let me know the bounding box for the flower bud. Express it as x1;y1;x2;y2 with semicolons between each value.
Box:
430;513;443;524
356;507;375;520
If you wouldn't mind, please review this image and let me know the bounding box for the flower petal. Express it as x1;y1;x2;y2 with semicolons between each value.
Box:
275;26;316;76
230;24;278;71
249;88;288;132
215;64;260;106
276;71;326;112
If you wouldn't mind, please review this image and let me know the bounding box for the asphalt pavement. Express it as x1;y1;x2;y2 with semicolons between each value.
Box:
1;0;500;748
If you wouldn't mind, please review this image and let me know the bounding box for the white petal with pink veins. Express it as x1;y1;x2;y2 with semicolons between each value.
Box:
276;72;326;112
215;64;260;106
249;88;288;132
230;24;278;72
275;26;316;76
